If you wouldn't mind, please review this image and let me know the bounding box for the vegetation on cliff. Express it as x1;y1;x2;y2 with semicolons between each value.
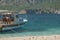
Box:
0;0;60;11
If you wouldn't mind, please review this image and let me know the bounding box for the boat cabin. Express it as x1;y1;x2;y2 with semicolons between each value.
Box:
2;12;14;24
0;11;15;32
0;10;28;32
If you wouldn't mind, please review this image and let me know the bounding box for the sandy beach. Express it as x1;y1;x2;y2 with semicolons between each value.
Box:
0;35;60;40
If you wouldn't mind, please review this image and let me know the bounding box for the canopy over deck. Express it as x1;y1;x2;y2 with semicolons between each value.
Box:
0;10;9;12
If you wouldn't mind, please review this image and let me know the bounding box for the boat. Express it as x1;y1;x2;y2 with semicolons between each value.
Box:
0;12;28;31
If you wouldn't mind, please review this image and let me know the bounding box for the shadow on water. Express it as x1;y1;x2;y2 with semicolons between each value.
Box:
1;14;60;34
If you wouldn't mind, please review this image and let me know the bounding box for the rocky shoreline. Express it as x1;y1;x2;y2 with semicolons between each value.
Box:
0;9;60;14
26;9;60;14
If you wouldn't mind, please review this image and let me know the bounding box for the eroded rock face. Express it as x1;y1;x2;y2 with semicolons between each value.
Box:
0;0;41;5
0;0;59;6
0;0;60;11
19;10;27;14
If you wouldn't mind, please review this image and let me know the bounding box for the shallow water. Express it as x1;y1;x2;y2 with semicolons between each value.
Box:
0;14;60;37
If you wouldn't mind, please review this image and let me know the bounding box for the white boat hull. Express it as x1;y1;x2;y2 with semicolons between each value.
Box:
2;19;28;31
2;25;21;30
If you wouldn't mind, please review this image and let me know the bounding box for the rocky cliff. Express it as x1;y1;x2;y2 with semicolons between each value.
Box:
0;0;60;10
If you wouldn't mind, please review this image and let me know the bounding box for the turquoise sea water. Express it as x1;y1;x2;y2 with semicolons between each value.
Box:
0;14;60;37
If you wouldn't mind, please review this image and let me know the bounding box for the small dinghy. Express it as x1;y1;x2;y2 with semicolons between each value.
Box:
0;12;28;31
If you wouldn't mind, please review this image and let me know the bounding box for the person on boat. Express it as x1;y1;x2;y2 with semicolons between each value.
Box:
2;17;7;24
6;17;11;24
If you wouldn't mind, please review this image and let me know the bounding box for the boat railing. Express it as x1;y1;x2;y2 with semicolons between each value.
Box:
0;20;15;25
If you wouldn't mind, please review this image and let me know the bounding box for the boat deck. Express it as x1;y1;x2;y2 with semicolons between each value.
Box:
0;21;15;26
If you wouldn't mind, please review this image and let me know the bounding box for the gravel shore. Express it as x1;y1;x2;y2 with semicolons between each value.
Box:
0;35;60;40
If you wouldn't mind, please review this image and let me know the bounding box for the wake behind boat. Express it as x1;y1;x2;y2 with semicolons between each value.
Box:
0;11;28;31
